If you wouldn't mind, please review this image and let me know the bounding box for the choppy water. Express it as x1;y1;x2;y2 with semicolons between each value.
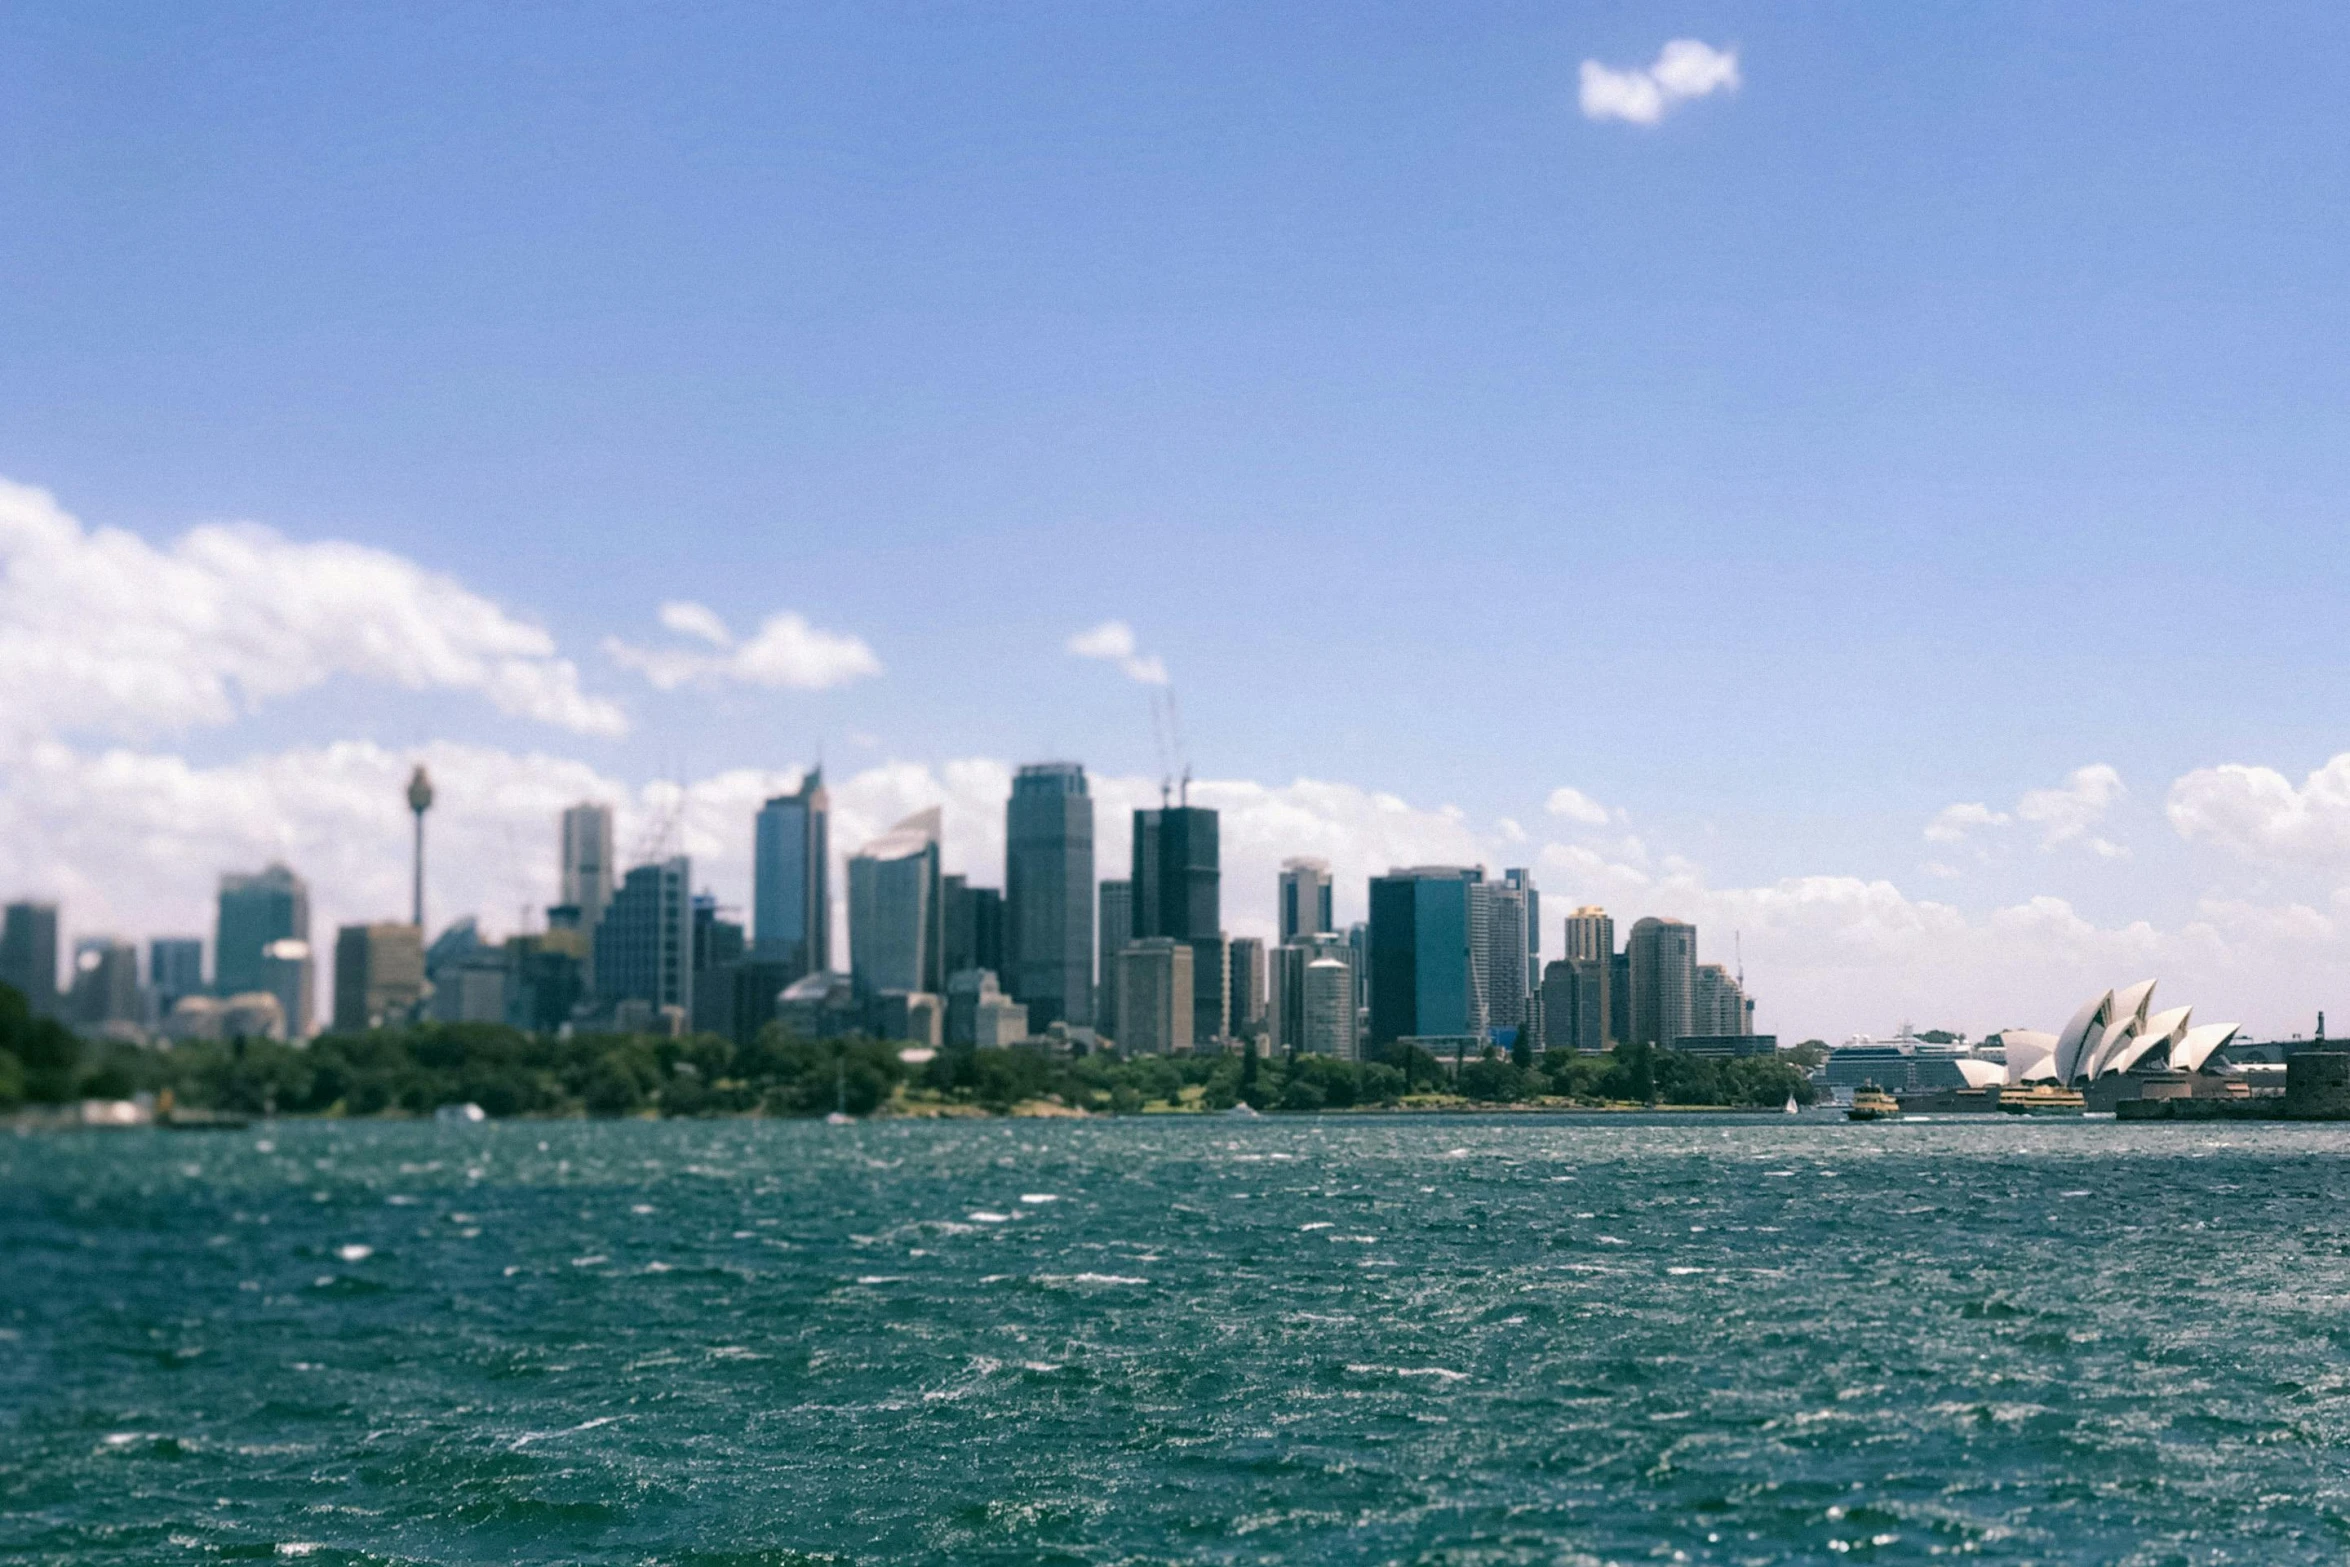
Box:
7;1114;2350;1564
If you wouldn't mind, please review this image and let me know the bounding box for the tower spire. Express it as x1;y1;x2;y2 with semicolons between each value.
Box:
406;765;434;930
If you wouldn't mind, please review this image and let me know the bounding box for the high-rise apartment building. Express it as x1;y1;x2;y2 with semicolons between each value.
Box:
1482;878;1530;1036
1627;917;1698;1049
1691;963;1754;1038
1539;957;1611;1053
848;808;943;998
595;857;694;1018
1005;762;1094;1029
1563;906;1615;965
1116;937;1194;1056
149;938;205;1015
1271;934;1356;1055
217;864;313;1036
1278;858;1334;943
1;901;59;1015
1227;935;1266;1040
1367;866;1483;1048
1096;879;1132;1034
1132;805;1224;1044
753;770;830;980
333;923;425;1031
1302;956;1357;1059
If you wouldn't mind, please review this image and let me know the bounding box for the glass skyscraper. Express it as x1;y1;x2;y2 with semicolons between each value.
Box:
1005;762;1094;1029
754;769;830;981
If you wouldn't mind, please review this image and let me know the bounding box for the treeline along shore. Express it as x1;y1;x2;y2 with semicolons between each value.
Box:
0;982;1816;1120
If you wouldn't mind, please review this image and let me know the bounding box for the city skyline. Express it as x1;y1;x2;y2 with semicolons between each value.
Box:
8;7;2350;1041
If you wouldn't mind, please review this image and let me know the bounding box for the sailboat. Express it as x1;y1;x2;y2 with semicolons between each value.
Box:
1783;1093;1800;1115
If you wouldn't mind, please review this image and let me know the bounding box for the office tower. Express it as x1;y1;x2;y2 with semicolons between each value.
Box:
1483;878;1530;1036
1227;935;1266;1039
1609;950;1631;1045
1270;934;1355;1054
1133;805;1221;1041
68;938;141;1028
1;901;60;1014
947;968;1028;1048
1367;866;1484;1048
595;857;694;1018
218;864;313;1036
506;931;587;1034
1095;879;1132;1032
1347;921;1371;1010
1505;866;1538;971
1539;958;1609;1053
752;771;830;980
148;938;204;1015
848;808;943;998
1005;762;1095;1029
560;802;616;932
1279;858;1334;943
1627;917;1698;1048
1116;937;1194;1055
688;894;749;1038
333;923;425;1031
1563;906;1615;964
1303;956;1356;1059
943;876;1006;979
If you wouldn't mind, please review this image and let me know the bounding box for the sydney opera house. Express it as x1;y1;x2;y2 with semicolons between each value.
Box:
1995;980;2243;1096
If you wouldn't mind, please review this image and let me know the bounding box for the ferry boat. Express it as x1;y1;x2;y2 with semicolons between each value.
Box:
1846;1083;1901;1121
1997;1082;2086;1117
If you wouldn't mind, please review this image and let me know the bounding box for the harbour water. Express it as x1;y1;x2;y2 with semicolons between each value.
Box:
6;1114;2350;1563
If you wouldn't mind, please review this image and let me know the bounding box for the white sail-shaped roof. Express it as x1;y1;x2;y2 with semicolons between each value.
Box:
2052;992;2113;1084
2172;1022;2241;1074
2112;979;2157;1032
2102;1005;2192;1078
1955;1058;2007;1088
2082;1016;2139;1083
2003;1030;2059;1082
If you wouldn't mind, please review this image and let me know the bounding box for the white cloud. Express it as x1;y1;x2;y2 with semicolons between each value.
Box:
2017;764;2127;856
1924;801;2010;844
1580;39;1740;126
0;476;625;741
604;606;882;692
1925;766;2126;858
2168;753;2350;866
1066;620;1169;685
1545;786;1613;827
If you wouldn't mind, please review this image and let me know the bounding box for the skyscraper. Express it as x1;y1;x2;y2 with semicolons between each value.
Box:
1227;935;1266;1039
217;864;313;1036
942;875;1006;979
149;938;205;1016
1482;878;1530;1036
595;857;694;1017
333;923;425;1031
560;803;615;980
1627;917;1698;1048
1505;866;1538;974
1303;956;1357;1059
848;808;943;998
1367;866;1483;1049
1270;933;1355;1055
1563;906;1615;964
1133;805;1222;1041
1005;762;1094;1029
753;770;830;980
1278;858;1334;943
1;901;59;1015
1095;879;1131;1033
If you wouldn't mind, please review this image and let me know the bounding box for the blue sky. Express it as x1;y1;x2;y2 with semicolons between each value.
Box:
6;3;2350;1037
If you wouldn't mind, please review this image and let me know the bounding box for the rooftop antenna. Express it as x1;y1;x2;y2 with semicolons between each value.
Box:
1735;930;1744;989
1165;686;1192;807
1149;689;1174;806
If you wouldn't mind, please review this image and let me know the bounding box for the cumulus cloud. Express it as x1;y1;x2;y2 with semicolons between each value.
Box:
1925;766;2126;858
2017;764;2128;857
1066;620;1169;685
0;476;625;741
1580;39;1740;126
604;603;882;692
1545;786;1613;827
2168;753;2350;866
1924;802;2011;845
